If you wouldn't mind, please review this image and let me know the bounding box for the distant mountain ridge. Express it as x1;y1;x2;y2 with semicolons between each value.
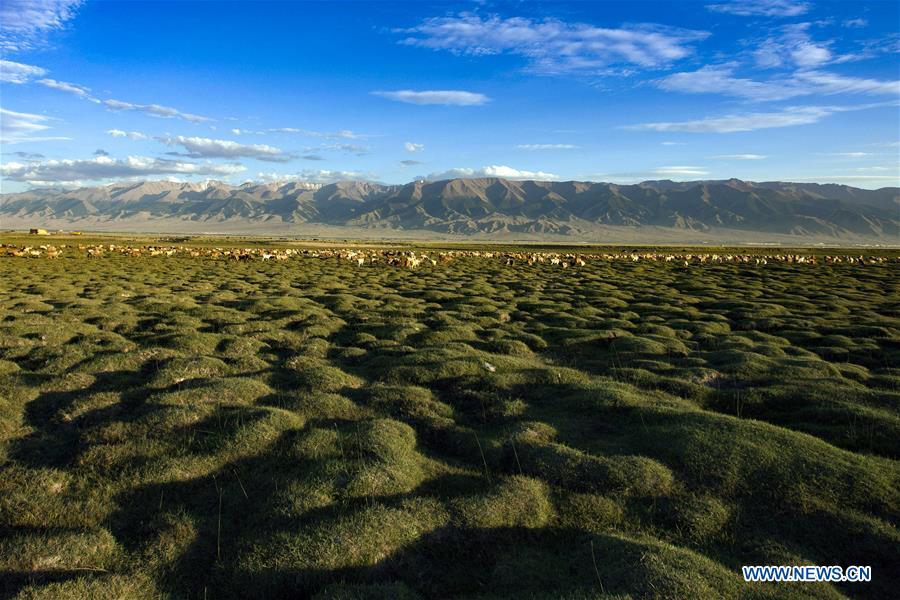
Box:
1;177;897;240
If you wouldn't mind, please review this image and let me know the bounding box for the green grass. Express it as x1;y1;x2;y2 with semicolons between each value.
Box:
0;238;898;599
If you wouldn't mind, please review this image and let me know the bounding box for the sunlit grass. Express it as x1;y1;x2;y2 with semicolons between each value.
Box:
1;240;897;599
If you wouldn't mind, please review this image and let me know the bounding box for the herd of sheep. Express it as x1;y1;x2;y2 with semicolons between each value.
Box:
0;243;893;267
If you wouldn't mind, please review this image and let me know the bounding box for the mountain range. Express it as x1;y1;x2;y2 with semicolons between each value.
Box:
1;178;897;242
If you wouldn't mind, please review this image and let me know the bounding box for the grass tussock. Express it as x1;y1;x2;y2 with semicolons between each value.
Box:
0;239;897;599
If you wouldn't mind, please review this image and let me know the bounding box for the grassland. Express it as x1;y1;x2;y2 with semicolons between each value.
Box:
0;237;898;599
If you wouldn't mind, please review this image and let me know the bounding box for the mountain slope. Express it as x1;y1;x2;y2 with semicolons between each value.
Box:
2;177;897;240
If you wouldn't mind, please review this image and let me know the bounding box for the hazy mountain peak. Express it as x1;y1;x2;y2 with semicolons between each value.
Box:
1;177;896;240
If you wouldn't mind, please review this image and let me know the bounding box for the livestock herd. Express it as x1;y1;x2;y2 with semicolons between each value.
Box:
0;242;894;268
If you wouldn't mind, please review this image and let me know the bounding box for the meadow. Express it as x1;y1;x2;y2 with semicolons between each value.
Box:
0;238;898;599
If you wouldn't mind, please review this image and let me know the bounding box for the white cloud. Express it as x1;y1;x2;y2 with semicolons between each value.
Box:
0;107;70;144
36;77;99;101
255;171;375;184
404;142;424;152
372;90;490;106
257;169;372;183
270;128;369;139
293;169;371;183
752;24;833;69
658;63;788;98
231;128;244;135
157;135;291;162
1;155;245;184
793;70;900;96
421;165;559;181
397;13;708;75
0;0;83;51
0;135;71;145
842;18;868;28
826;152;871;158
789;175;900;183
790;42;832;67
0;59;47;83
517;144;578;150
653;166;710;176
107;129;147;140
711;154;767;160
660;141;686;146
656;63;900;100
706;1;809;17
322;143;368;155
254;172;297;183
625;103;893;133
1;107;51;135
104;99;213;123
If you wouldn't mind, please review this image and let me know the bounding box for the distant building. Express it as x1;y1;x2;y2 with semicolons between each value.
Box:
29;228;50;235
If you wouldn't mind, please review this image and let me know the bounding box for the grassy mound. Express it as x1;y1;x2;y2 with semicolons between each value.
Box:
0;241;897;599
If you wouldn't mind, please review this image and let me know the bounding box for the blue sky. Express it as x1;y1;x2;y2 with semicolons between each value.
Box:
1;0;898;191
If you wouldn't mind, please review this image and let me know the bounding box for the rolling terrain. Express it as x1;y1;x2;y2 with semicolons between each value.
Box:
2;178;897;242
0;240;898;598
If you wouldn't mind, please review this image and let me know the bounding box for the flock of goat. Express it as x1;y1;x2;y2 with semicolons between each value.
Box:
0;243;893;268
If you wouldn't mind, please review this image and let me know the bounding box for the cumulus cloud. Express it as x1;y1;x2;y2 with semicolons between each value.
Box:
157;135;292;162
404;142;424;152
36;77;99;101
0;107;71;144
656;63;900;101
706;0;809;17
517;144;578;150
625;103;894;133
107;129;147;140
296;169;371;182
0;59;47;83
104;99;212;123
255;169;372;184
420;165;559;181
843;18;868;28
254;172;296;183
372;90;490;106
0;0;84;51
1;155;245;184
397;13;708;75
93;149;109;156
